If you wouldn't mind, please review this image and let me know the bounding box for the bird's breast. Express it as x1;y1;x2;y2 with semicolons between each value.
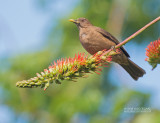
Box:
79;32;89;45
81;33;87;39
79;28;114;54
79;31;97;54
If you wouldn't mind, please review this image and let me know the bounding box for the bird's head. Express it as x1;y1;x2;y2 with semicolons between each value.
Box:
69;18;92;28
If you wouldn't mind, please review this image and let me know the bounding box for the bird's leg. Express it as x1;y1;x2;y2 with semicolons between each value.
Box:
109;46;120;56
110;46;116;52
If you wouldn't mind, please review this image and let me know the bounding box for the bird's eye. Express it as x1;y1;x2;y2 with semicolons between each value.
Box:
81;19;85;22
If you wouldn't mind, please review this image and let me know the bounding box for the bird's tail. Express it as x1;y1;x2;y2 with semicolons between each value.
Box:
120;59;146;80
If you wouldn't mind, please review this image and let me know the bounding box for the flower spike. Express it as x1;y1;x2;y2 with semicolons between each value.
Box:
16;49;119;90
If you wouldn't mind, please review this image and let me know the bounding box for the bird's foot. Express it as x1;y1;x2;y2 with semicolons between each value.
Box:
111;46;116;51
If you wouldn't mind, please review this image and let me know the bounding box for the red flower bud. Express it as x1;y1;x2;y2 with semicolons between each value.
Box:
145;38;160;69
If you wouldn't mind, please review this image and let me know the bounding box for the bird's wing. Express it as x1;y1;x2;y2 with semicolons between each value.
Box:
95;27;130;58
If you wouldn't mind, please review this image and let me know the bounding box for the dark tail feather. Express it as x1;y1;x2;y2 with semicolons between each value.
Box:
120;59;146;80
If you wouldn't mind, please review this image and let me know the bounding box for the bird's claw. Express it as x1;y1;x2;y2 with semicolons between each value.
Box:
111;46;116;51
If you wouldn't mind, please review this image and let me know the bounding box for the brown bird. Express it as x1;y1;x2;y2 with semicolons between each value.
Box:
69;18;145;80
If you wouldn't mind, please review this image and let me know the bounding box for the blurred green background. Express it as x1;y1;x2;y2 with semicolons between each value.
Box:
0;0;160;123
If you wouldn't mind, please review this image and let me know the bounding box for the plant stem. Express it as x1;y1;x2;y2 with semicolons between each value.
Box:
103;16;160;55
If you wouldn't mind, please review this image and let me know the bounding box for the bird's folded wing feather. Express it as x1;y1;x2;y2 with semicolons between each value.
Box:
95;27;130;58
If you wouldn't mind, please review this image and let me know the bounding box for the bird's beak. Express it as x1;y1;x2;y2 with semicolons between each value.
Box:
69;19;79;24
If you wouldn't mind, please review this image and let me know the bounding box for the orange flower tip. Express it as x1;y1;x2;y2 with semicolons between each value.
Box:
95;71;101;75
145;58;148;61
41;72;46;76
49;68;53;72
97;68;102;71
44;69;48;72
36;73;42;78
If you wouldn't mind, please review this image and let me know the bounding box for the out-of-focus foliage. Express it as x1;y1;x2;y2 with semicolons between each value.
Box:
0;0;160;123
